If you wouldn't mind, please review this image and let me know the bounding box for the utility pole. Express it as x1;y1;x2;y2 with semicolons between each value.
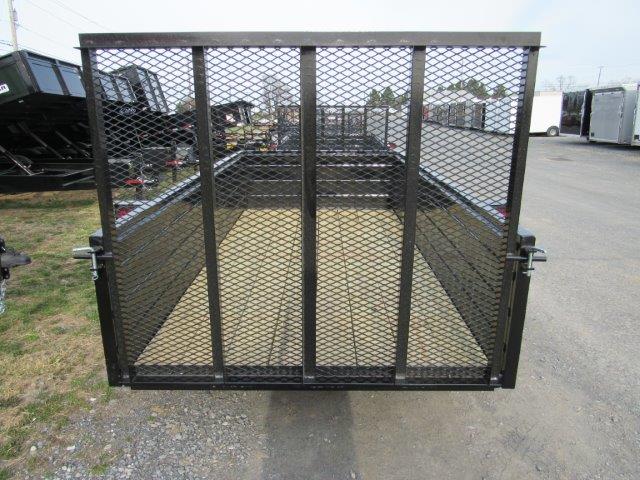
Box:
8;0;19;51
596;66;604;87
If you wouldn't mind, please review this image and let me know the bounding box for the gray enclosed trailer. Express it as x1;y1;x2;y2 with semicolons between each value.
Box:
633;84;640;147
587;84;638;145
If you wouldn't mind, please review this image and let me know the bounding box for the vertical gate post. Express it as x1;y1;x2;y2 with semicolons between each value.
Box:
491;47;539;384
394;46;427;383
300;45;317;382
80;47;130;381
192;46;225;383
501;229;536;388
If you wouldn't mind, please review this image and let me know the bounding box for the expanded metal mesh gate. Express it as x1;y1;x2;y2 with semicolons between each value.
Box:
80;32;541;389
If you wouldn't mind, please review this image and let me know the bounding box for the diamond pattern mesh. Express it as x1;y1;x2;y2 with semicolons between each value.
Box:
206;48;302;382
94;48;211;378
87;40;532;387
314;47;412;382
407;47;528;382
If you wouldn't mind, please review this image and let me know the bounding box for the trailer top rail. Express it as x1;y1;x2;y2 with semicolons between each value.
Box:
79;31;541;48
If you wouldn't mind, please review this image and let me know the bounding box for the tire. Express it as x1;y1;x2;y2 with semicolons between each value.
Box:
546;126;560;137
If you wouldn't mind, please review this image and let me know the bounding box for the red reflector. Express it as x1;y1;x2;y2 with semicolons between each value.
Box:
124;178;144;186
496;206;508;218
117;207;132;218
388;142;397;150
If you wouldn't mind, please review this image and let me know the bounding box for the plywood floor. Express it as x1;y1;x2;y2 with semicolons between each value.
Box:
136;209;487;370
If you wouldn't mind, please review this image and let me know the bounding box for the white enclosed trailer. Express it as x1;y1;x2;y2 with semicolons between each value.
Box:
530;91;562;136
484;93;562;136
588;84;638;145
484;96;517;134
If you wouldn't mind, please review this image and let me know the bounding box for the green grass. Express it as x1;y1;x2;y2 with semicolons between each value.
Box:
89;454;112;476
0;190;108;477
23;392;83;427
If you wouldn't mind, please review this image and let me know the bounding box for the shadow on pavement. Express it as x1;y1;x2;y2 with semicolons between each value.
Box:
261;391;357;480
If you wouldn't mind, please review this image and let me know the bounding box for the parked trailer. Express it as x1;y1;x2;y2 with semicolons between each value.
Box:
0;49;258;193
632;84;640;147
75;31;545;390
561;90;587;135
484;96;517;134
0;50;95;191
530;91;562;136
587;84;638;145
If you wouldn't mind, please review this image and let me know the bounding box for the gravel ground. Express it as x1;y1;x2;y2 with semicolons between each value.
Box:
17;135;640;480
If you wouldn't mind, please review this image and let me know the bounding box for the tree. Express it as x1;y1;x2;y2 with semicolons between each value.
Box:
367;88;381;106
543;75;576;92
394;92;408;108
491;84;508;99
175;96;195;113
380;86;395;106
367;87;408;109
446;78;490;99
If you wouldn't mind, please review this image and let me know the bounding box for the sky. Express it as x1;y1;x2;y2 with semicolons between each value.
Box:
1;0;639;90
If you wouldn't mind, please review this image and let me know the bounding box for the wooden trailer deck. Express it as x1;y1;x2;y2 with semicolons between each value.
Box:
136;209;487;372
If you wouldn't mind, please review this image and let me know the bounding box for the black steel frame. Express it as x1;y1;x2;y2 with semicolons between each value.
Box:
80;31;541;390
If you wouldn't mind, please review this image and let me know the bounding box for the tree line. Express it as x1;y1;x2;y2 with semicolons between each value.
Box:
366;80;510;108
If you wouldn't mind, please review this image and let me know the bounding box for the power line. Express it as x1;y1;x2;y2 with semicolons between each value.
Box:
23;0;87;31
42;0;111;31
16;22;75;51
0;38;77;64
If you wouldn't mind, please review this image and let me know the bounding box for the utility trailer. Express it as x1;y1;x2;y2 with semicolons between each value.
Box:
0;50;95;192
529;91;561;136
560;90;589;135
0;50;207;192
632;84;640;147
75;32;545;390
586;84;638;145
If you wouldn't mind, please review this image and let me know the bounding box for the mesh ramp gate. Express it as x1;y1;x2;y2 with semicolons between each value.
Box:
80;32;540;389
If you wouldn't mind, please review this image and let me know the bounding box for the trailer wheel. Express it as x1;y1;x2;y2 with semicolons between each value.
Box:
546;126;560;137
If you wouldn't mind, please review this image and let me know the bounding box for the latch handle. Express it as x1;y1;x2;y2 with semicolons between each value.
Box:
72;246;101;281
507;245;547;277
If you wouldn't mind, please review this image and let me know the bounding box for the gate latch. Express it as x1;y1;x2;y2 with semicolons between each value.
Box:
72;246;103;281
507;246;547;277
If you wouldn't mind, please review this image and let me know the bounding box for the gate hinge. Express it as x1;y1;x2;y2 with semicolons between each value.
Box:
72;246;109;281
506;245;547;277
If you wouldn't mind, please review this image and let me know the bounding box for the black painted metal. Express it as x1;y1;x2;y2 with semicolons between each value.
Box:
80;48;130;377
501;228;536;388
79;31;541;48
90;233;123;385
491;47;540;381
192;46;225;383
300;46;317;382
394;46;427;382
80;32;542;390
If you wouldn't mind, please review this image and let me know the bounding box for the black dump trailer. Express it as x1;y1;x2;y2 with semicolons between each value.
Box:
75;32;545;390
0;50;95;191
0;50;245;193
